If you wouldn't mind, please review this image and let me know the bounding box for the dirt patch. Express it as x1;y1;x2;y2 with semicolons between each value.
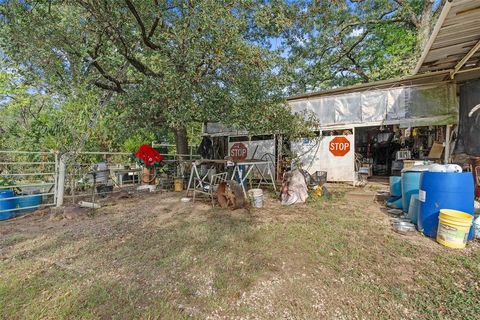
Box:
1;188;479;319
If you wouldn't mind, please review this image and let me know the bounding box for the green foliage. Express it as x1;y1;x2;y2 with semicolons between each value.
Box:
0;69;151;152
0;0;439;152
121;130;156;153
281;0;438;93
0;177;14;187
0;0;312;150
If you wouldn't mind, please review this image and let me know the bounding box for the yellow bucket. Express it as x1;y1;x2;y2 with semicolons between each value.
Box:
437;209;473;249
174;178;183;192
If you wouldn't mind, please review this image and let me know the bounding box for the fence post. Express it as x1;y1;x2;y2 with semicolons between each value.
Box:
53;152;58;206
56;154;67;207
444;124;451;164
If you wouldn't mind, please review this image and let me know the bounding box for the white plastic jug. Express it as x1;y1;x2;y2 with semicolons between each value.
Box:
474;216;480;239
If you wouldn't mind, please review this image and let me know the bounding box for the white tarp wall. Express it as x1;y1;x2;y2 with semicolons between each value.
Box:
292;135;355;182
228;138;276;177
289;83;457;128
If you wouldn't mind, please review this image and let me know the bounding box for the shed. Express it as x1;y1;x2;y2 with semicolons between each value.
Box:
204;0;480;182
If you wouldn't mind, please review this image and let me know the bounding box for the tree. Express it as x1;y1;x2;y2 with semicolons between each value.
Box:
0;66;159;152
1;0;443;154
281;0;445;93
0;0;306;154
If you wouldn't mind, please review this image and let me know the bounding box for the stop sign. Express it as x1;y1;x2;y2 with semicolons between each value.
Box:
329;136;351;157
230;142;248;160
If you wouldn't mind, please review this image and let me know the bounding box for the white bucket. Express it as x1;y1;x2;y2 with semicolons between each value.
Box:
248;189;264;208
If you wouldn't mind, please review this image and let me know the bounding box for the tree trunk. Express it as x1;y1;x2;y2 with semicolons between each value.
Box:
173;126;189;159
417;0;434;52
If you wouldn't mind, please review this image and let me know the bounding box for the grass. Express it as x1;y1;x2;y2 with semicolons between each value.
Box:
0;191;479;319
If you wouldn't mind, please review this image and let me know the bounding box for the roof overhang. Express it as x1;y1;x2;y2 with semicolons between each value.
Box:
413;0;480;77
287;70;451;101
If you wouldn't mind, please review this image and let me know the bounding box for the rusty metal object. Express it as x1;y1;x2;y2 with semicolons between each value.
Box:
216;180;245;209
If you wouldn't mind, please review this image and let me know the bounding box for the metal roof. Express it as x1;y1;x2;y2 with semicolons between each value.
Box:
287;70;451;101
414;0;480;76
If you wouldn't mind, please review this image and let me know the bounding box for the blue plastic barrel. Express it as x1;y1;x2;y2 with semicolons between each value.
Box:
386;196;403;209
407;194;420;225
389;176;402;197
418;172;474;238
16;192;42;214
0;190;16;221
401;171;422;213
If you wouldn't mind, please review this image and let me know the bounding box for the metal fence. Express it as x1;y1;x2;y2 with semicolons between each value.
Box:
0;149;200;219
60;151;137;206
0;150;57;218
59;151;200;206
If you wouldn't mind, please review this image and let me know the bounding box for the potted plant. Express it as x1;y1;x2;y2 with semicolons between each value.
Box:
133;144;164;185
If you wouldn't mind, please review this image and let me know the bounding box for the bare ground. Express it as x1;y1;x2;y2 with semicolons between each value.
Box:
1;187;479;319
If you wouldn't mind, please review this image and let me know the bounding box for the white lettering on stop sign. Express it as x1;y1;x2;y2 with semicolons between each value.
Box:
330;142;350;150
230;143;248;160
231;148;246;157
329;137;351;157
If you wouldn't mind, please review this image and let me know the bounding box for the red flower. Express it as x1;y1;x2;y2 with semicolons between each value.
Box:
135;144;164;167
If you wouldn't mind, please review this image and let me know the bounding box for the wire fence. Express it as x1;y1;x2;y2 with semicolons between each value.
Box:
0;151;57;218
0;149;201;219
62;151;201;205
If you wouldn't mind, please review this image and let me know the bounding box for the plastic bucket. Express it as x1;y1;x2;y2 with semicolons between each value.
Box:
389;176;402;197
401;171;422;213
248;189;263;208
174;178;183;192
437;209;473;249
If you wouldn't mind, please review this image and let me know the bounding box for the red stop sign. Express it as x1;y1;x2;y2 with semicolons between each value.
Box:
230;142;248;160
329;136;351;157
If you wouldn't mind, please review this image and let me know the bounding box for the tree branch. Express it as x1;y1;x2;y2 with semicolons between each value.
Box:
393;0;420;26
339;7;410;34
124;0;160;50
148;0;161;38
346;53;369;82
332;30;369;66
93;80;123;93
75;0;160;77
87;55;124;92
340;17;408;33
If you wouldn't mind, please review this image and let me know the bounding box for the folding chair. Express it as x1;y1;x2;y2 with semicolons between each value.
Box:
192;172;228;207
209;172;228;207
